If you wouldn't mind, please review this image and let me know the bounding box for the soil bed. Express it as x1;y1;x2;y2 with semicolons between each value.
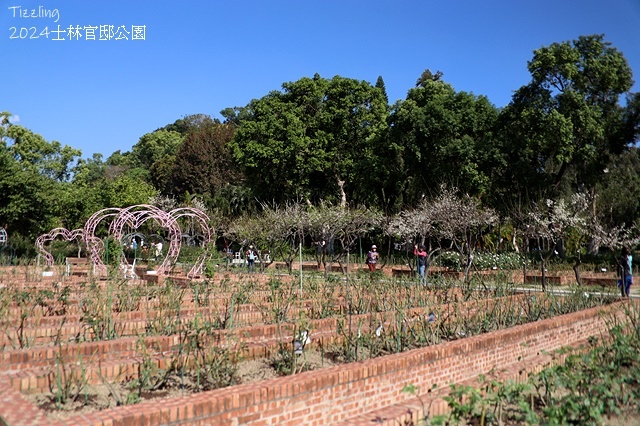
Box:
29;349;334;420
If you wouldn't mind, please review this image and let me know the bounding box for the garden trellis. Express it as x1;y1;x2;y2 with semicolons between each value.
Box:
35;204;214;278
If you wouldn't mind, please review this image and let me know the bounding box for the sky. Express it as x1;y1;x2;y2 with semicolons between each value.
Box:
3;0;640;160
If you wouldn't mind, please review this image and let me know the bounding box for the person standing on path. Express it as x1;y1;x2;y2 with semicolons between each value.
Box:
366;245;379;272
246;245;257;273
618;246;633;297
414;244;427;284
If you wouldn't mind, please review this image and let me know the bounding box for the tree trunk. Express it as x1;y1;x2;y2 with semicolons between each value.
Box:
463;252;474;282
540;256;548;292
556;239;566;259
573;253;582;286
337;178;347;208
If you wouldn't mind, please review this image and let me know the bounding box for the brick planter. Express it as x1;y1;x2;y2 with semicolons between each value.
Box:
0;299;627;425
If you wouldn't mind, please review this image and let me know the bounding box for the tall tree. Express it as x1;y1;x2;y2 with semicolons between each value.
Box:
594;148;640;227
130;130;183;170
161;114;217;136
0;112;78;238
130;129;183;190
389;74;499;203
170;122;239;199
375;75;389;104
416;69;443;87
0;144;63;238
495;34;637;202
1;112;81;182
229;74;390;206
100;174;157;208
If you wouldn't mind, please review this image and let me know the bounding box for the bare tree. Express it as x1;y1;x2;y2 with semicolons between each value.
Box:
431;187;498;283
387;199;438;276
224;214;270;271
261;201;307;273
589;221;640;297
307;203;341;274
307;203;383;275
335;206;384;273
523;194;588;291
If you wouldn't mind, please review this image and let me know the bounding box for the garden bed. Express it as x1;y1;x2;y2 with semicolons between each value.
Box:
0;300;626;425
0;265;627;425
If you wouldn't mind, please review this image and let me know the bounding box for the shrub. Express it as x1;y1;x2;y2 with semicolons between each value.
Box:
437;251;528;271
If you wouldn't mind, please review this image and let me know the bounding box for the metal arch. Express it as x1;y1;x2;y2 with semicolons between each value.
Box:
110;204;182;276
184;234;205;246
168;207;214;278
122;232;146;247
37;204;214;279
84;208;122;272
35;228;84;268
108;205;149;238
146;234;166;244
109;205;168;239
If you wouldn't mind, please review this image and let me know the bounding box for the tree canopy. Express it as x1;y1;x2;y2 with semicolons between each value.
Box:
229;74;390;206
2;34;640;255
495;35;638;200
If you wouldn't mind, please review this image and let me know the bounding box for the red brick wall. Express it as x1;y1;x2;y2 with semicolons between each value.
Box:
0;302;626;426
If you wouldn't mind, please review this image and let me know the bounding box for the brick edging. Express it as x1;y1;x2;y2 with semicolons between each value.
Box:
7;301;617;425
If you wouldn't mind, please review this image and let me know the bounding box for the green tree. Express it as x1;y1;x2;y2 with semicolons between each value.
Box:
100;174;157;208
494;34;637;201
1;112;81;182
58;153;110;230
389;73;499;202
130;130;182;170
229;74;390;206
130;129;183;190
594;148;640;227
415;69;443;87
73;153;107;186
0;112;77;238
75;148;157;213
161;114;217;136
0;145;64;238
170;122;239;198
375;75;389;104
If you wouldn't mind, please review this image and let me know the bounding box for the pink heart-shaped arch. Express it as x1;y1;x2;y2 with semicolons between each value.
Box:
36;228;84;268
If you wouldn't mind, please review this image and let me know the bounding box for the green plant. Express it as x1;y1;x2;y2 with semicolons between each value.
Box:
401;383;438;426
254;277;296;324
167;318;240;391
114;280;144;312
306;275;339;319
432;305;640;425
80;281;120;340
2;289;41;349
97;363;142;407
270;325;310;376
47;342;90;409
145;283;186;335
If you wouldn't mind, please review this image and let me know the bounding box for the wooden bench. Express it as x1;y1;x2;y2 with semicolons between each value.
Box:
524;274;568;285
392;266;413;277
65;257;91;276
